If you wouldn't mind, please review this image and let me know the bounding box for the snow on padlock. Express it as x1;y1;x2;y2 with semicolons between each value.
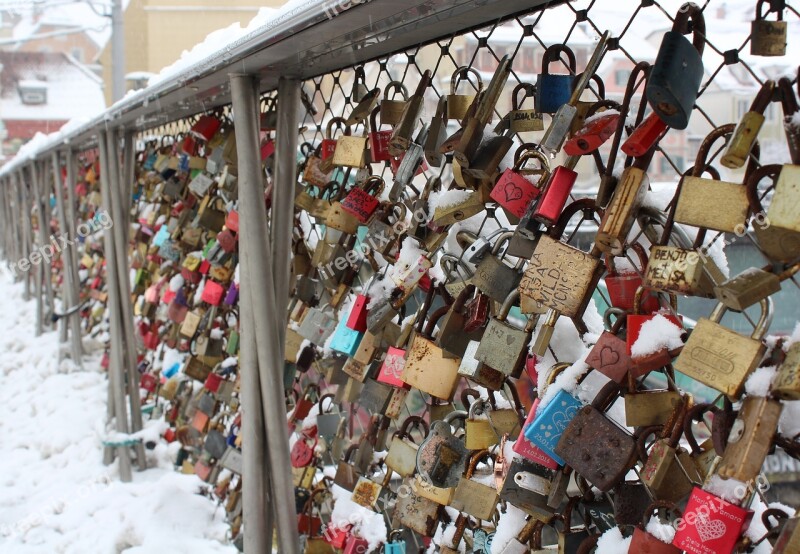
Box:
672;487;753;554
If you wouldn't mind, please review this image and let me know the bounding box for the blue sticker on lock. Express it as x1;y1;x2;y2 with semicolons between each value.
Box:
152;225;170;248
523;389;583;466
329;317;363;357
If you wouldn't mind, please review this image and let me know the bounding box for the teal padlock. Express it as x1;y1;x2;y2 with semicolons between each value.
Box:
329;316;364;357
384;530;405;553
523;388;583;466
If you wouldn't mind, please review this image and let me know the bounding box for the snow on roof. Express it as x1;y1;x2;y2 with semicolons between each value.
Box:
0;51;105;121
7;0;123;50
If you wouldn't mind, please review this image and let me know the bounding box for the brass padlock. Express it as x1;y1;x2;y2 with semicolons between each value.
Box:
624;383;683;428
717;395;782;482
774;342;800;400
674;298;772;399
401;303;460;401
331;127;368;169
431;189;485;227
595;159;651;255
507;82;544;133
464;399;497;451
714;262;798;312
750;0;787;57
385;416;428;477
450;449;499;521
392;477;442;537
474;289;535;376
447;66;483;121
748;164;800;263
471;231;526;303
424;96;449;167
380;81;409;126
721;81;775;169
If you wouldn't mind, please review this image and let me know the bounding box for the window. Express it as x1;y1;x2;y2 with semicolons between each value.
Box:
521;46;535;73
660;156;683;174
614;69;631;86
687;137;702;162
71;48;83;62
18;82;47;105
736;98;749;119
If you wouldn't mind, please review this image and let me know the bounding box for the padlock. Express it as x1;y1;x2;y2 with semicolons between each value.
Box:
682;404;724;482
555;381;636;492
385;416;428;477
392;477;442;537
331;125;368;169
568;71;607;137
604;244;659;312
595;155;654;255
671;486;753;554
297;307;337;345
629;501;682;554
490;149;549;219
721;80;775;169
320;117;348;164
302;144;333;188
424;96;449;167
383;530;406;554
496;518;541;554
464;399;497;450
624;380;683;428
351;469;392;510
514;396;559;470
390;237;435;293
297;490;325;537
646;3;705;130
447;66;482;121
498;456;556;521
507;82;544;132
453;56;511;168
766;163;800;234
400;298;460;401
450;449;499;521
554;498;593;553
523;363;584;466
388;124;429;201
750;0;787;56
436;285;483;359
536;44;577;114
389;71;431;155
291;429;318;468
623;112;669;158
674;298;771;399
714;263;798;312
747;164;800;263
367;106;392;163
380;81;409;126
329;316;364;357
640;402;703;503
474;290;535;377
340;176;384;224
460;125;514;182
563;99;620;156
416;411;469;489
779;76;800;165
539;33;610;156
626;287;683;377
773;515;800;552
717;395;782;483
774;342;800;400
471;231;526;303
346;85;380;127
430;189;484;227
610;481;653;528
531;155;580;226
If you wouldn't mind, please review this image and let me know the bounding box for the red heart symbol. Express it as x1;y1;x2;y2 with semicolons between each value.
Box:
503;181;523;202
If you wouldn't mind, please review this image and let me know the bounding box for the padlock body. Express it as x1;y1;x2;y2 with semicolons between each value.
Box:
750;19;787;56
523;389;583;466
646;31;704;130
490;168;542;218
720;111;764;169
369;129;392;162
532;166;577;226
717;395;782;482
536;74;572;114
563;113;619;156
622;112;669;157
672;487;752;554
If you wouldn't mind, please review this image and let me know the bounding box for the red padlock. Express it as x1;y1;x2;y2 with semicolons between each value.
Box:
321;117;348;160
629;501;682;553
532;155;579;226
343;535;369;554
340;176;385;223
564;107;620;156
377;346;410;389
201;279;225;306
204;372;223;393
181;133;197;156
290;431;318;468
260;138;275;161
297;492;324;535
181;266;201;285
368;106;392;162
323;524;353;549
622;112;669;158
672;486;753;554
490;150;548;218
605;244;659;313
346;294;369;332
217;229;237;253
225;210;239;233
140;373;158;393
143;331;160;351
198;259;211;275
190;114;222;142
626;287;683;376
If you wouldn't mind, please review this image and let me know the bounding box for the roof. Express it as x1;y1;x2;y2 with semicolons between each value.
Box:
7;1;122;51
0;51;105;122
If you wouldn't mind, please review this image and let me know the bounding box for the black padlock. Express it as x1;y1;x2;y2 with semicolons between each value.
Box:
646;2;705;130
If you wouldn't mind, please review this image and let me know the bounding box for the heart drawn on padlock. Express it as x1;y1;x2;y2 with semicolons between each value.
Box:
598;346;619;368
503;182;524;202
695;512;726;543
552;408;576;432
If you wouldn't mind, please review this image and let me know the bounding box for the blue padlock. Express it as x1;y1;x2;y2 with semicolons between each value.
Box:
536;44;577;114
646;3;705;130
329;316;363;357
523;388;583;466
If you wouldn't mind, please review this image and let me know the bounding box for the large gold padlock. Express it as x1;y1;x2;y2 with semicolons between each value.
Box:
674;299;772;399
331;132;368;169
464;400;497;451
750;0;787;56
447;66;482;121
596;163;649;255
624;388;683;428
450;450;499;521
766;164;800;233
774;342;800;400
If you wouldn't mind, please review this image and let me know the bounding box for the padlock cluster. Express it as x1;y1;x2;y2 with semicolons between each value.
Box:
49;1;800;553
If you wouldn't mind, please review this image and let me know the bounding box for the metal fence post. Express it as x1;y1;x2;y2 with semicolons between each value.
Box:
63;149;84;363
230;73;300;554
97;129;133;482
105;129;147;470
16;171;31;300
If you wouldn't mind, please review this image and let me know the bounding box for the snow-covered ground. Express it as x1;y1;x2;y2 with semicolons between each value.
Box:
0;268;236;554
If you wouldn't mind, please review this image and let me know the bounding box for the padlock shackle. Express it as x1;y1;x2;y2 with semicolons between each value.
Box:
672;2;706;55
544;362;573;389
451;66;483;95
572;72;606;101
750;79;777;113
359;175;385;196
464;448;492;478
756;0;784;20
778;75;800;116
396;414;429;441
632;285;677;315
541;44;577;75
512;82;536;111
548;198;603;241
422;304;451;339
369;105;390;131
498;289;520;320
325;116;350;139
383;81;409;100
642;500;683;530
709;297;773;341
590;379;622;413
745;163;781;213
635;424;662;461
467;398;487;419
317;393;336;414
683;402;719;455
513;149;550;173
602;307;627;334
460;387;481;411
